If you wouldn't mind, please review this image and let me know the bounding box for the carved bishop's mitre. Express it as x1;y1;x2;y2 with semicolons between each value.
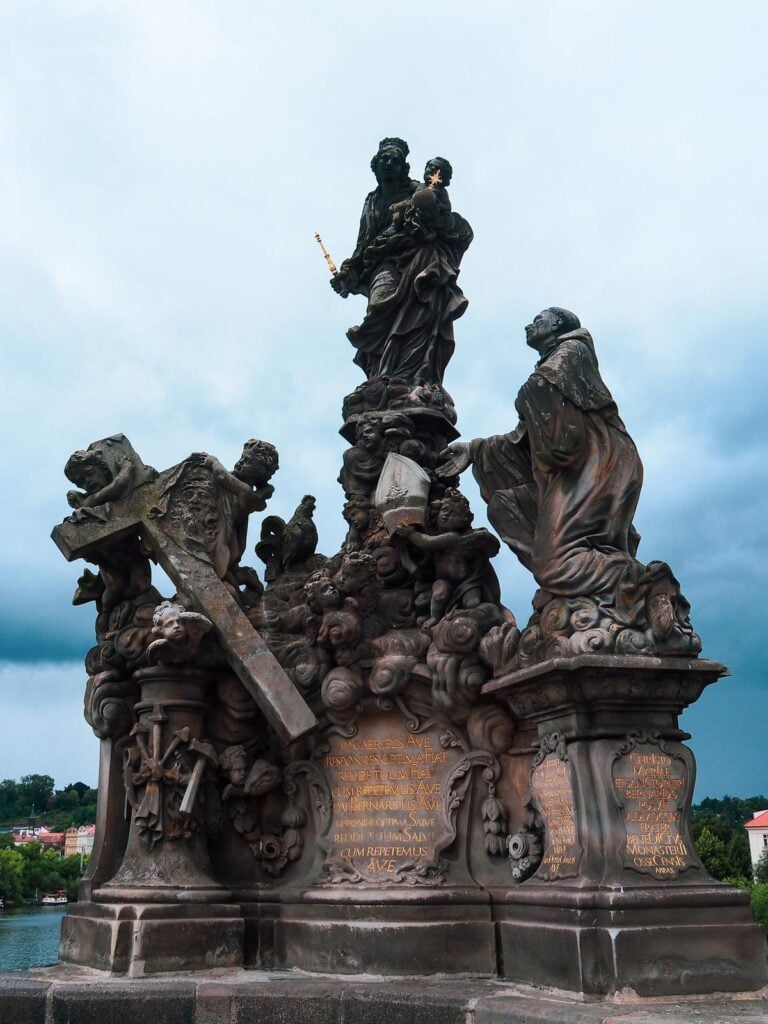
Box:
374;453;431;533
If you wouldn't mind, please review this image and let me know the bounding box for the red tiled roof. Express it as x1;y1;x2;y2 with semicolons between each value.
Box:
744;810;768;829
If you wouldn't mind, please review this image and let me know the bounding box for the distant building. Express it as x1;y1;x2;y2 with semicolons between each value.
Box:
744;809;768;872
63;828;78;856
63;826;95;857
12;826;64;850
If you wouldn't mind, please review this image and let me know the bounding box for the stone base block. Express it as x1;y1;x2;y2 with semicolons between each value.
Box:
58;901;244;976
273;894;497;975
495;884;768;997
240;900;277;969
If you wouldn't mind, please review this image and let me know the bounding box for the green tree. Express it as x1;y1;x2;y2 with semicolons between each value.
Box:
0;779;19;821
58;854;88;901
691;816;732;845
695;826;730;879
18;843;66;899
54;789;80;813
0;846;24;904
694;795;768;830
751;883;768;933
0;832;16;849
17;775;55;818
754;847;768;885
726;833;754;880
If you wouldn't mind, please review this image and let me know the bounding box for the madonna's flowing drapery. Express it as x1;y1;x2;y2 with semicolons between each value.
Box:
343;192;473;385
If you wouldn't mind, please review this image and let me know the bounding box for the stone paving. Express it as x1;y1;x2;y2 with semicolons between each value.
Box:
1;967;766;1024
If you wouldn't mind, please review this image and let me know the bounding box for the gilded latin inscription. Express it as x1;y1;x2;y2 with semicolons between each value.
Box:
530;753;581;880
612;742;694;879
321;713;457;881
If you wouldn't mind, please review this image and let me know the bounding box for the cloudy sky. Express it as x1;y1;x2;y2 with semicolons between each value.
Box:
0;1;766;800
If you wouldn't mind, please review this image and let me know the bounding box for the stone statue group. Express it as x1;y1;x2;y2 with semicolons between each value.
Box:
330;136;698;659
50;134;755;992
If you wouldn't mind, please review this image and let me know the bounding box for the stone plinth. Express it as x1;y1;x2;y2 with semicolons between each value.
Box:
482;655;768;996
232;704;508;976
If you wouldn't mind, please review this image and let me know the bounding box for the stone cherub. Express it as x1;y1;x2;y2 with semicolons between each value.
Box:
65;434;157;520
305;553;381;668
219;745;283;841
62;435;158;611
397;488;500;627
146;601;213;664
152;439;278;599
339;411;427;498
386;157;456;238
204;439;278;514
341;496;388;552
219;745;281;802
338;414;387;497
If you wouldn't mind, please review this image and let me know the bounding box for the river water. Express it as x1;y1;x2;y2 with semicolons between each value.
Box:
0;907;65;971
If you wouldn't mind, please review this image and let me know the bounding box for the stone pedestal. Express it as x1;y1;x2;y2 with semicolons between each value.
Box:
483;655;768;996
59;666;244;975
244;703;508;976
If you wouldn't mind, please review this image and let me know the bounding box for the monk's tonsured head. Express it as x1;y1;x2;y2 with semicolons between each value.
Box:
525;307;580;352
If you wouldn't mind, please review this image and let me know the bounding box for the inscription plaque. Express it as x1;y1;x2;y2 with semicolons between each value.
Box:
320;710;461;883
612;737;694;879
530;749;581;880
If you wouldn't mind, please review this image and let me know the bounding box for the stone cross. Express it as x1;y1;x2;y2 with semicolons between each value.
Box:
52;470;317;746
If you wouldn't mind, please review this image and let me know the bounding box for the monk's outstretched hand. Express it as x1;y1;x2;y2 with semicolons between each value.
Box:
436;441;472;478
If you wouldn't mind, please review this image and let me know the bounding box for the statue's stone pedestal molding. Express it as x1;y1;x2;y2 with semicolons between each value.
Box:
483;656;768;996
59;665;246;976
59;901;243;976
269;891;497;975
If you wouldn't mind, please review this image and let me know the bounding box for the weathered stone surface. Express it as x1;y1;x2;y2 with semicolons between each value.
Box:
47;140;762;998
48;981;196;1024
475;994;768;1023
59;903;243;976
274;898;497;975
198;979;344;1024
0;977;51;1024
486;657;767;995
2;972;767;1024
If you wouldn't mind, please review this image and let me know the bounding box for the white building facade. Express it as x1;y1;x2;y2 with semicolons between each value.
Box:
744;809;768;873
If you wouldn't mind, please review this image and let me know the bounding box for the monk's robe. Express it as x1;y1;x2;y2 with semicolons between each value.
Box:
470;329;644;605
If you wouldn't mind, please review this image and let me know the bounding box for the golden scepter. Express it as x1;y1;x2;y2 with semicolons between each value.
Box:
314;232;338;276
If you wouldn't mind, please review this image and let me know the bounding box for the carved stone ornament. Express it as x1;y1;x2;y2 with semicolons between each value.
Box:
374;452;431;533
507;827;543;881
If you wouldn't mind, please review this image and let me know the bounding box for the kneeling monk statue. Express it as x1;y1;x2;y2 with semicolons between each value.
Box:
439;307;699;661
